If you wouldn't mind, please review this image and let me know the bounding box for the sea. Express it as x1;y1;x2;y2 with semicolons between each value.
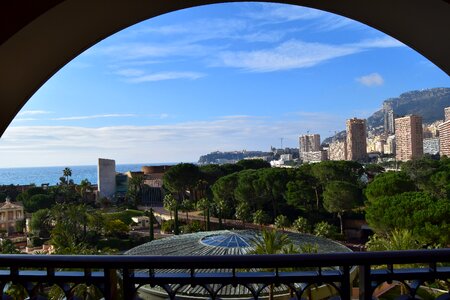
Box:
0;163;178;186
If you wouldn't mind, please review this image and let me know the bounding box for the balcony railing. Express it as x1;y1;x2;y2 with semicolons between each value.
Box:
0;249;449;299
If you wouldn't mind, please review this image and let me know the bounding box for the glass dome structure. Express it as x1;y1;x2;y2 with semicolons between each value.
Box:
126;230;352;299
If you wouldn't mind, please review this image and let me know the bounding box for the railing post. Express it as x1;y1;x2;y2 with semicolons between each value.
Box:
359;264;372;300
122;268;135;300
340;265;351;300
104;268;118;300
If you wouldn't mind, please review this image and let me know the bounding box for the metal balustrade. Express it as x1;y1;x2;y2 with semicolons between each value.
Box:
0;249;449;299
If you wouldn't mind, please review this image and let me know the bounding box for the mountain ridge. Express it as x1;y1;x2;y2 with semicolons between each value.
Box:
323;87;450;144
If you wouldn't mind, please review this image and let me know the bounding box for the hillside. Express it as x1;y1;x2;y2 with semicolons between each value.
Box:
323;87;450;144
367;87;450;129
198;151;272;164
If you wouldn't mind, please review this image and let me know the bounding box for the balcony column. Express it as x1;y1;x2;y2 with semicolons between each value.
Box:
359;264;373;300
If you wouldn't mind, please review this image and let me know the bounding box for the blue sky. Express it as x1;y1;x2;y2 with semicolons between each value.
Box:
0;2;449;167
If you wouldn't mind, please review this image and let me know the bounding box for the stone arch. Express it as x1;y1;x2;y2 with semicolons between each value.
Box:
1;0;449;136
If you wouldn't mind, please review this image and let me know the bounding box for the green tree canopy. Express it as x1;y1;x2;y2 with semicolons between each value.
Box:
220;163;244;175
199;164;225;185
365;191;450;245
311;160;364;186
212;173;239;219
236;159;270;170
255;168;290;219
401;157;440;190
23;194;55;213
364;171;416;203
323;180;361;234
30;208;52;238
163;163;200;200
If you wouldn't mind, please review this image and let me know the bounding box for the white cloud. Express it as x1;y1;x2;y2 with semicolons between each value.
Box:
245;3;325;22
217;40;358;72
353;36;404;48
356;73;384;87
51;114;137;121
98;43;218;60
114;68;146;77
0;113;345;167
12;118;38;122
18;110;52;116
215;36;404;72
127;71;205;83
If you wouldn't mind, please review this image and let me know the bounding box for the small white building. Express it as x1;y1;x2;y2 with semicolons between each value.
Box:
132;216;150;229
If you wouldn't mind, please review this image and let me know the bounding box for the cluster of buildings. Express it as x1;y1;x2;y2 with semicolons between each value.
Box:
299;106;450;164
98;158;171;206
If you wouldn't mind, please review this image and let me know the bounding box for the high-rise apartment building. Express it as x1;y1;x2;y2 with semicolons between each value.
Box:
299;134;324;162
445;107;450;122
384;109;396;135
346;118;367;161
328;140;347;161
439;107;450;157
394;115;423;161
299;134;321;153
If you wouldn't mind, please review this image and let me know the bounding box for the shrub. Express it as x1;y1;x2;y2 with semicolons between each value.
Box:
181;220;202;234
103;209;144;225
161;219;175;234
292;217;309;233
104;219;129;238
274;215;290;231
313;221;335;238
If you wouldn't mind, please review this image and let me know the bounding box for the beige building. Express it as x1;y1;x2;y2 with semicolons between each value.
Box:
302;151;328;163
395;115;423;161
383;135;396;155
438;120;450;157
299;134;321;153
346;118;367;161
0;198;24;234
445;107;450;122
328;140;347;161
367;136;386;153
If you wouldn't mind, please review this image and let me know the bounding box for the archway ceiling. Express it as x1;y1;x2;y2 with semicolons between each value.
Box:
0;0;449;136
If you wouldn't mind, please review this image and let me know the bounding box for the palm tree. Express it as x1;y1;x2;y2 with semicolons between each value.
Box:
76;178;91;204
163;194;177;220
249;229;292;300
249;229;291;255
180;199;193;222
127;175;144;207
63;167;72;184
196;197;211;231
252;209;269;229
274;214;290;232
366;229;421;251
